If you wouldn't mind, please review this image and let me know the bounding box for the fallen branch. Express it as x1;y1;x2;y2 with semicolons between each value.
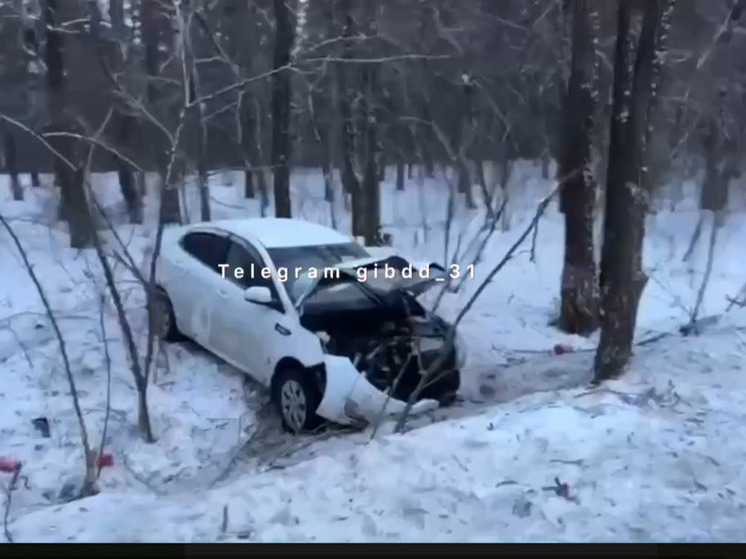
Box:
542;476;579;503
726;279;746;312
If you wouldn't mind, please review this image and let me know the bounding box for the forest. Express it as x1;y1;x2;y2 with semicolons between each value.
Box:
1;0;746;543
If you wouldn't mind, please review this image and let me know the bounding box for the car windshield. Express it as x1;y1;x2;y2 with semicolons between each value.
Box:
266;242;369;301
268;244;445;314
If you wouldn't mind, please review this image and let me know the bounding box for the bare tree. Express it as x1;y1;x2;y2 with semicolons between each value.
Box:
414;2;436;178
595;0;676;383
334;0;364;236
271;0;296;218
109;0;143;224
180;3;211;222
142;0;181;224
359;1;383;244
1;131;22;200
558;0;600;336
43;0;94;248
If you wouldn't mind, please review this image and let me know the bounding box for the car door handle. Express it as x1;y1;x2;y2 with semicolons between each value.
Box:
217;289;228;298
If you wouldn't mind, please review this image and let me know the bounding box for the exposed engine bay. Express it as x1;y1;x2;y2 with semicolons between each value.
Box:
294;255;461;408
314;313;459;403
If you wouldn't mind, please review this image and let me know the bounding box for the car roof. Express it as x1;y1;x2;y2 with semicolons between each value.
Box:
192;218;354;249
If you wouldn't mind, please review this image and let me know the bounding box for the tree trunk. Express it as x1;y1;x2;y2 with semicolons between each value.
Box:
3;131;23;201
43;0;94;248
377;152;386;182
136;382;155;443
198;164;211;222
142;0;180;224
306;3;336;207
257;167;269;216
595;0;675;382
239;93;257;199
390;103;407;191
335;0;363;237
360;4;382;246
110;0;141;223
699;112;736;213
109;0;125;39
271;0;295;218
396;160;405;191
189;68;211;222
455;80;476;209
558;0;600;336
115;115;142;223
319;121;335;203
541;150;550;179
697;1;743;212
244;168;255;198
474;157;493;217
118;165;141;224
416;3;435;179
322;142;335;203
499;141;514;230
457;161;472;196
31;171;40;187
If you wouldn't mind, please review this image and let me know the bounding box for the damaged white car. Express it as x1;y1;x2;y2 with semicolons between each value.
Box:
153;218;464;432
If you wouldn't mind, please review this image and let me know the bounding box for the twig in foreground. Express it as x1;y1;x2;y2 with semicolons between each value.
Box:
2;466;21;543
394;172;575;433
0;212;97;497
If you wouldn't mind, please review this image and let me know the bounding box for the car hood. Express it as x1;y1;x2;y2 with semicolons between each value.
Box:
292;254;446;314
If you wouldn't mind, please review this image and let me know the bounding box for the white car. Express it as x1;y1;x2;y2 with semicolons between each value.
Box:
153;218;463;433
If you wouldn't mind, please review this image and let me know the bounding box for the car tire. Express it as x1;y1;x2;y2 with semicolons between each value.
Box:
421;366;460;406
153;288;182;342
272;366;323;434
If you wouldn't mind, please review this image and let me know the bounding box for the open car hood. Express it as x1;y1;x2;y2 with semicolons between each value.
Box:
292;254;446;314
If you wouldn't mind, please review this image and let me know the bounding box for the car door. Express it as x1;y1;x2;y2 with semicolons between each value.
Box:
215;238;288;384
177;231;230;351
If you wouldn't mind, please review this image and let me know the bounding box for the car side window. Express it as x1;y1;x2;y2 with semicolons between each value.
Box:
224;240;278;297
180;232;229;272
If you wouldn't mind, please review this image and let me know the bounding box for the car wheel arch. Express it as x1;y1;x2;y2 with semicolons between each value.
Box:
151;284;185;341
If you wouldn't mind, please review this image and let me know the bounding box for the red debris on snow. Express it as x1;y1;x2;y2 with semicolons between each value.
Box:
98;453;114;468
0;457;22;473
553;344;575;355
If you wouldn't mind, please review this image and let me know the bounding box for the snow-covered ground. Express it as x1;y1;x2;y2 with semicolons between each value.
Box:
1;163;746;542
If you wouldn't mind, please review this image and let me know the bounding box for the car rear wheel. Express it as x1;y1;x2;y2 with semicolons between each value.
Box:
272;367;323;434
153;289;182;342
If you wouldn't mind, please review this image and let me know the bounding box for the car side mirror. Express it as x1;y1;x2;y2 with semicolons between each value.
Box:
244;286;273;305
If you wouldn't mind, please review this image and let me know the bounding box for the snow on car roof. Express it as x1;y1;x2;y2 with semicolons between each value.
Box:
206;218;354;249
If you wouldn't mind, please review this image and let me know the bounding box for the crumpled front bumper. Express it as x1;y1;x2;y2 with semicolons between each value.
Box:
314;355;440;426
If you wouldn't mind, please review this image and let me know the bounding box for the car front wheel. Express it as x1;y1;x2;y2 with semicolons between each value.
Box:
152;288;182;342
272;366;323;434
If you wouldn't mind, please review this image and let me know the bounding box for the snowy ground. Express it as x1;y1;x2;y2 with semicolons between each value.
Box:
1;163;746;542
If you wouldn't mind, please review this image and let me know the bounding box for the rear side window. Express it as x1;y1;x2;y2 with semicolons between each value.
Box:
180;232;229;271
